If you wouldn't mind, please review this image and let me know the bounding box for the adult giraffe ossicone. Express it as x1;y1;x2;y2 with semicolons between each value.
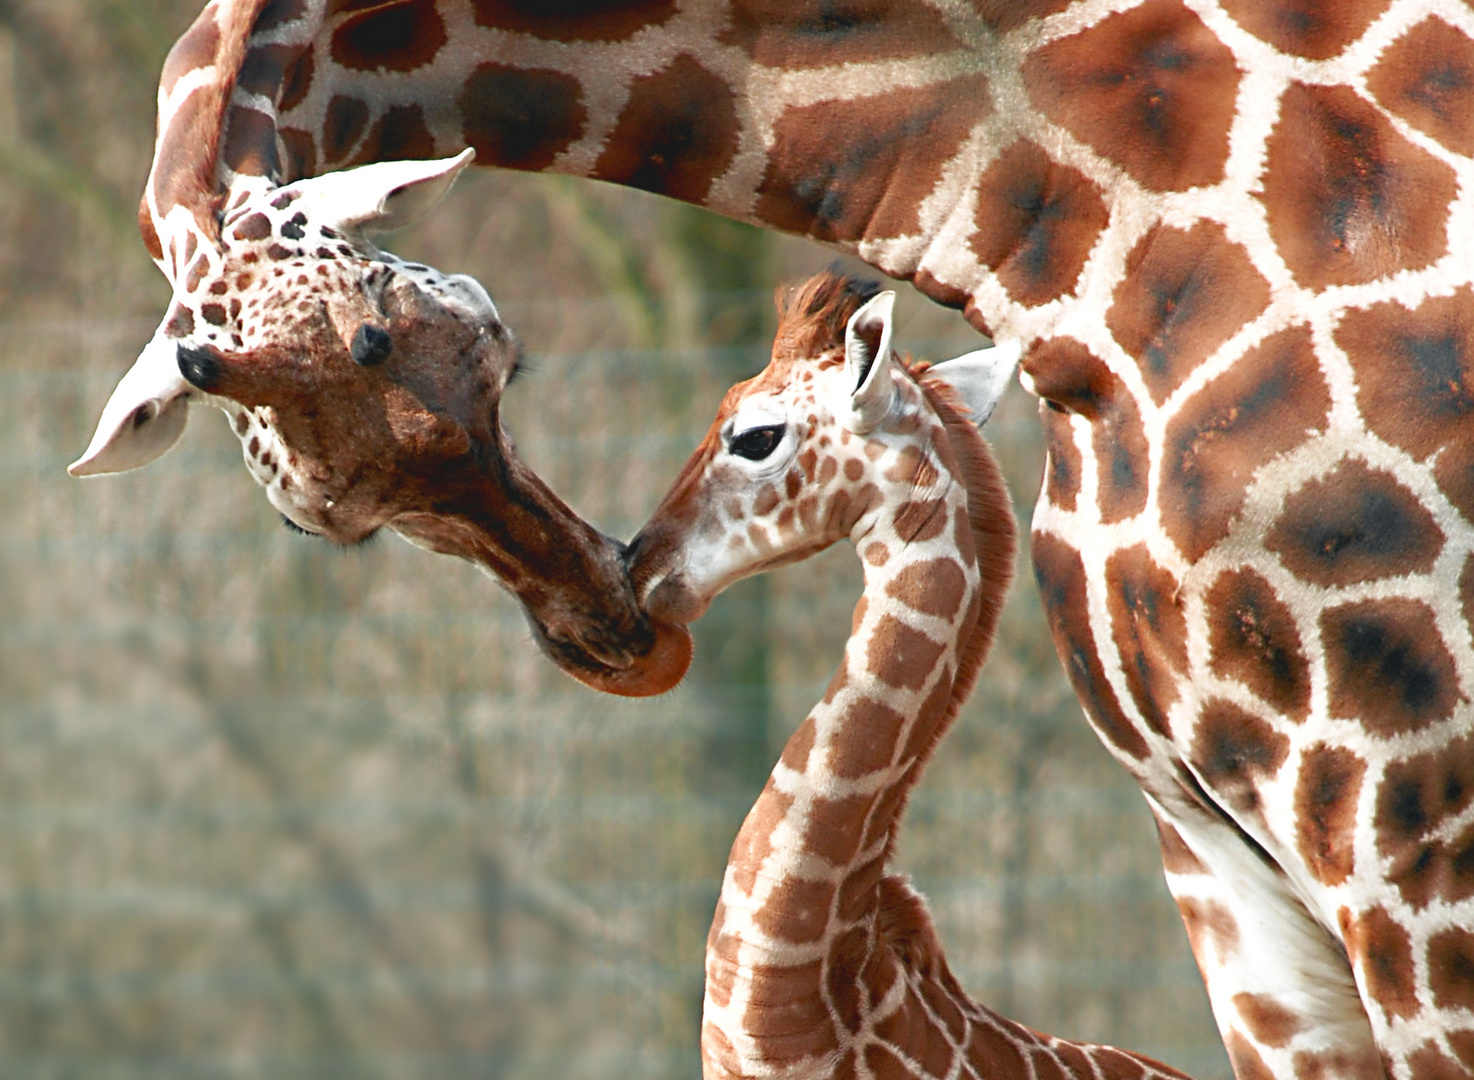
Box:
628;271;1188;1080
78;2;1474;1076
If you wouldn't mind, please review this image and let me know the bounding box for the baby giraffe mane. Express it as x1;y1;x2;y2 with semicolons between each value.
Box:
770;270;881;362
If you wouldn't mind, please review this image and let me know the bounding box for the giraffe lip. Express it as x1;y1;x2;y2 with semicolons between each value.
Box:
529;614;692;698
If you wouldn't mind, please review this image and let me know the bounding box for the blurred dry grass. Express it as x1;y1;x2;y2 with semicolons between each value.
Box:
0;2;1231;1077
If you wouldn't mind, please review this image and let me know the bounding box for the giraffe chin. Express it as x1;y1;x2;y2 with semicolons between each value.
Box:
547;618;693;698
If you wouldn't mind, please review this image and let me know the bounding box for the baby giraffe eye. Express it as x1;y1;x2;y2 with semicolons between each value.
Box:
729;424;786;461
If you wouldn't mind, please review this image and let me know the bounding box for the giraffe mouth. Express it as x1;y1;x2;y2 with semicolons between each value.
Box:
526;612;692;698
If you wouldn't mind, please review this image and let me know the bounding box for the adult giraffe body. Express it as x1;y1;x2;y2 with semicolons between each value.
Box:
78;2;1474;1078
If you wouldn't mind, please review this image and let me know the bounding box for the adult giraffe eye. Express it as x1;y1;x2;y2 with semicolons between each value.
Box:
729;424;786;461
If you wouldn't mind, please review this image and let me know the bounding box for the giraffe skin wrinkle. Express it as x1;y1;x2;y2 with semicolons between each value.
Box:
75;4;1474;1076
628;270;1191;1080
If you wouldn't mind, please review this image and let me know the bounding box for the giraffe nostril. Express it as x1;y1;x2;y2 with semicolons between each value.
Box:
177;344;224;391
351;324;393;366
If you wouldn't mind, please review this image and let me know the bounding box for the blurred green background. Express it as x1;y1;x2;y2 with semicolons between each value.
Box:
0;3;1232;1077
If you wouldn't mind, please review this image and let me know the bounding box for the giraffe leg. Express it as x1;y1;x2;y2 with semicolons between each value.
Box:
1149;799;1387;1080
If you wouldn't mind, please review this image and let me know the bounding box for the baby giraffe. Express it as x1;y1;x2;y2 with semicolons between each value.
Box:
628;272;1191;1080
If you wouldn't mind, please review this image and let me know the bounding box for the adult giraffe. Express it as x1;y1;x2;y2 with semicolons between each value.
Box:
73;2;1474;1078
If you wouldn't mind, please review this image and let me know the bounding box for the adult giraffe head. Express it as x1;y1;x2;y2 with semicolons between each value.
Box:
69;51;689;696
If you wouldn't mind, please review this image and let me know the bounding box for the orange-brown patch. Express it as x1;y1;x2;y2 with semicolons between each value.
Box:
1404;1043;1472;1080
594;54;738;204
741;957;839;1060
874;985;955;1077
893;497;950;543
781;715;818;771
1341;905;1420;1021
1232;992;1302;1048
866;616;945;692
1428;928;1474;1012
1022;0;1240;192
969;140;1110;307
803;793;872;866
1220;0;1385;59
829;696;907;776
884;558;966;620
1205;568;1311;722
1107;221;1271;405
1294;744;1365;887
1367;17;1474;158
1190;700;1290;817
1322;599;1461;737
1106;544;1187;739
1162;325;1330;561
751;876;837;945
1267;459;1444;587
1225;1032;1277;1080
729;782;793;894
1177;896;1240;963
756;74;992;243
1259;82;1455;290
1154;815;1208;875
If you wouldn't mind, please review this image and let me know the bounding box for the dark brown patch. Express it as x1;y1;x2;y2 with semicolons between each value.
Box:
1162;326;1331;561
1205;568;1311;722
201;303;228;327
1107;221;1271;405
755;73;991;243
1106;545;1187;739
1040;404;1081;512
232;213;272;242
1294;744;1365;887
883;558;966;621
866;616;945;692
1429;928;1474;1013
721;0;963;67
967;1018;1029;1077
456;64;583;172
893;497;949;543
1341;905;1420;1021
1221;0;1397;61
829;695;906;776
164;306;195;339
322;94;370;164
1368;18;1474;158
1405;1043;1473;1080
1190;700;1290;816
1154;814;1208;875
1336;289;1474;522
1033;531;1150;760
237;43;295;102
160;7;221;96
469;0;678;41
221;105;280;179
593;55;737;203
969;140;1110;307
874;987;955;1078
1267;459;1444;587
1022;0;1240;192
1322;599;1461;737
349;104;437;165
968;0;1072;33
331;0;447;72
1259;82;1455;290
1375;733;1474;909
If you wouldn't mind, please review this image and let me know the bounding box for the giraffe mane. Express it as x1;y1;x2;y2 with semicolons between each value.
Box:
770;268;881;363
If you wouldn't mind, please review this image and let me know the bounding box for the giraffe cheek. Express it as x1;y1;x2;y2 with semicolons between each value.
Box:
645;576;711;626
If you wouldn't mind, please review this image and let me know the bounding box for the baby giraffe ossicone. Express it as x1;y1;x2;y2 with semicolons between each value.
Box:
628;273;1191;1080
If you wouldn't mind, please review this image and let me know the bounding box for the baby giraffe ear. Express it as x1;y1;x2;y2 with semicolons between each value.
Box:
920;339;1021;428
842;291;897;433
286;148;476;235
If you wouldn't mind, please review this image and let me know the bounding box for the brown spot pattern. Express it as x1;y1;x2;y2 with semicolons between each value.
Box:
594;55;737;203
470;0;678;42
1375;733;1474;909
1162;326;1330;561
1322;599;1461;737
969;140;1109;307
884;558;966;620
222;106;280;179
1040;406;1081;512
1206;568;1310;722
1154;815;1208;875
350;104;436;165
1259;82;1455;289
1177;896;1240;963
458;64;585;172
1022;0;1240;192
1267;459;1443;587
1220;0;1386;60
323;95;369;164
1107;222;1270;405
1367;17;1474;158
1033;531;1150;760
829;695;906;777
1337;289;1474;522
1294;744;1365;886
893;498;949;543
756;73;991;243
1106;545;1187;739
1190;700;1289;816
331;0;446;72
1342;905;1420;1021
741;957;838;1059
803;793;871;866
1429;928;1474;1013
866;616;945;693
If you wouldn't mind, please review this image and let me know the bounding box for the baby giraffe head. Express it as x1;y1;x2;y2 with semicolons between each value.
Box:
69;151;688;696
627;271;1019;650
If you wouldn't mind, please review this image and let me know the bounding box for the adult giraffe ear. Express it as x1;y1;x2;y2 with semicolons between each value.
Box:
842;290;896;433
69;329;193;476
286;148;476;234
920;339;1021;428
